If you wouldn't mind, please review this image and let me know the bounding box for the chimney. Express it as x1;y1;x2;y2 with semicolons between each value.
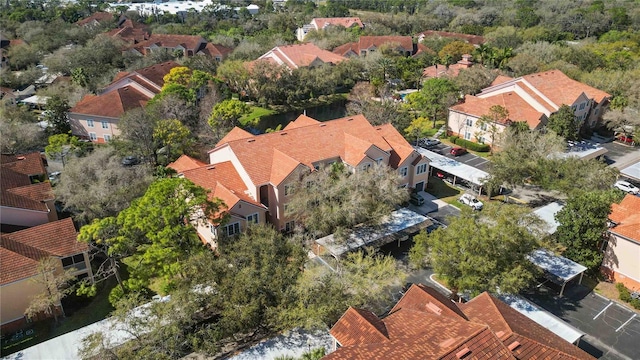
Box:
458;54;473;68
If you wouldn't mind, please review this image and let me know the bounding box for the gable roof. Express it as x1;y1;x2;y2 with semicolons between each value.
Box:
200;43;233;58
333;36;414;56
451;93;546;130
257;43;346;70
110;60;180;92
459;292;592;359
479;70;611;113
1;153;52;212
131;34;206;54
311;17;363;30
417;30;485;46
327;284;594;360
167;154;208;174
75;12;115;27
0;247;40;285
210;114;400;187
216;127;254;146
609;194;640;242
283;114;320;130
106;22;149;44
70;85;149;118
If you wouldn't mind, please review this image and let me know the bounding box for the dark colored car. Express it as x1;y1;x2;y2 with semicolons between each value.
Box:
122;156;139;166
450;147;468;156
409;193;425;206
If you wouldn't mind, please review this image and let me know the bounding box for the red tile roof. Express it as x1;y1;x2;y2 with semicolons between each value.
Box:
333;36;414;56
311;17;363;30
215;127;254;146
75;12;115;26
451;94;545;130
423;56;474;78
212;114;415;187
283;114;320;130
106;26;149;44
1;153;52;212
167;154;208;174
200;43;233;58
110;61;180;92
257;43;346;70
0;218;87;285
609;195;640;242
327;284;593;359
70;85;149;118
132;34;206;54
417;30;486;46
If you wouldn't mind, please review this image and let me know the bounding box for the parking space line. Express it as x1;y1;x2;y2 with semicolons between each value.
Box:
475;159;489;166
616;314;637;332
464;158;477;163
593;302;613;320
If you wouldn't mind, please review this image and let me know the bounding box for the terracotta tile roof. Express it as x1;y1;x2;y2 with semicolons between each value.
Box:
417;30;486;45
283;114;320;130
375;123;419;168
258;43;346;70
180;161;262;209
75;12;115;26
459;293;593;359
70;85;149;118
609;195;640;242
270;149;303;186
334;36;414;56
106;26;149;44
200;43;232;58
491;75;514;86
390;283;467;319
414;43;435;56
327;285;593;360
312;17;363;30
1;152;46;176
0;247;39;285
167;155;208;174
423;56;474;78
216;127;254;146
132;34;206;54
1;218;85;258
210;114;397;187
9;39;26;47
110;61;180;92
451;94;545;130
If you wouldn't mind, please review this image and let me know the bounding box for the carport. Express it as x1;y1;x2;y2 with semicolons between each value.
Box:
527;249;587;297
315;208;431;259
620;160;640;182
415;147;489;195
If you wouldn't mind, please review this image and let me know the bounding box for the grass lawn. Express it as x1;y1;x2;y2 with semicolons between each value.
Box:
439;138;492;159
239;106;276;127
426;176;462;208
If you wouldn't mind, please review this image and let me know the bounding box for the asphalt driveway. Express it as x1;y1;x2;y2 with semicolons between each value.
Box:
523;284;640;360
426;143;491;172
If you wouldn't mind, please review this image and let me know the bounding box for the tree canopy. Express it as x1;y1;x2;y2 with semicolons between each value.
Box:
547;105;579;141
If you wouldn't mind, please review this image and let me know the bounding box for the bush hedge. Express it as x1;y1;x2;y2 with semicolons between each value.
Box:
616;282;640;309
449;136;491;152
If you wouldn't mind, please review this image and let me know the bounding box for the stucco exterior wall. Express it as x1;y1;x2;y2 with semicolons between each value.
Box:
68;113;119;143
209;146;257;200
0;206;50;227
602;233;640;289
0;278;47;327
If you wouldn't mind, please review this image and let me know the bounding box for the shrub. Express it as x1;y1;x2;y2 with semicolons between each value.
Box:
616;282;640;309
449;136;491;152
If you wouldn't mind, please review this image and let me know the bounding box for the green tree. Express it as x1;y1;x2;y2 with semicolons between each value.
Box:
45;133;81;167
438;40;476;64
44;95;71;134
555;190;621;272
207;99;249;135
406;77;458;128
412;204;543;296
25;257;77;324
152;118;193;164
404;116;432;144
476;105;509;154
286;163;409;238
547;105;578;141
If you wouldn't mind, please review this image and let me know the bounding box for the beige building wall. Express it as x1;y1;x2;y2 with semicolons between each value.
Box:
603;233;640;289
0;206;51;227
448;111;508;145
69;113;119;143
0;278;47;327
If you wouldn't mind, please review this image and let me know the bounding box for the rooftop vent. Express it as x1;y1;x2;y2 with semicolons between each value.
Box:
495;331;506;339
439;338;456;348
16;156;26;160
347;118;353;121
426;302;442;315
280;132;288;136
206;165;216;170
319;124;327;127
508;341;521;351
247;139;255;142
455;347;471;359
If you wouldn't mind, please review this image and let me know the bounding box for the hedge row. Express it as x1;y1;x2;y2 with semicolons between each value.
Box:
449;136;491;152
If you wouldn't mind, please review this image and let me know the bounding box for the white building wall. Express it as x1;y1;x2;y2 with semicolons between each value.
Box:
208;146;257;200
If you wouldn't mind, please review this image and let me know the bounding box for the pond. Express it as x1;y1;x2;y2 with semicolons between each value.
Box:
254;99;348;133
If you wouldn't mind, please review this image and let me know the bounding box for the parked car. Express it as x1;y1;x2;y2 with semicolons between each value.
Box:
616;135;635;145
459;194;483;210
614;180;639;195
409;192;425;206
122;156;139;166
450;147;468;156
419;138;440;149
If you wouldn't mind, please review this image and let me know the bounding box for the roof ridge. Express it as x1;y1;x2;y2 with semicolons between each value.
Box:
465;292;514;335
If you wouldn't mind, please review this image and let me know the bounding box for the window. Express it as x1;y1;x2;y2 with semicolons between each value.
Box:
101;121;109;129
246;213;259;224
314;164;320;171
104;134;112;142
284;184;294;196
466;118;473;127
224;222;240;236
87;119;94;127
210;224;217;237
464;131;471;140
416;163;427;175
285;221;295;232
480;123;487;131
375;158;383;165
89;132;97;141
362;163;372;171
61;253;87;271
283;203;290;214
595;108;599;115
399;167;408;177
398;184;408;188
478;136;485;144
578;102;585;110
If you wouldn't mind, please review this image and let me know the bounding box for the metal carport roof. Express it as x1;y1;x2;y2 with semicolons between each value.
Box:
414;147;489;186
527;249;587;296
621;160;640;182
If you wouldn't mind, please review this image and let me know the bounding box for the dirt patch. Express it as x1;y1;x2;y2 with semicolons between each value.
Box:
595;281;640;314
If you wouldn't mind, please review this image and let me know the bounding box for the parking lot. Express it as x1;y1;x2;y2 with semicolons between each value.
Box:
426;143;491;172
524;284;640;360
